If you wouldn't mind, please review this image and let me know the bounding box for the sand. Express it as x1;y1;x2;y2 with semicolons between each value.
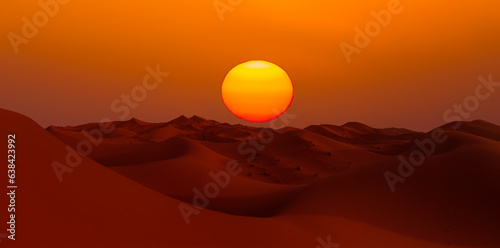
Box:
2;108;499;247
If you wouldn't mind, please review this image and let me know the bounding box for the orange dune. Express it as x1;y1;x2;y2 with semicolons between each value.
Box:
2;108;500;247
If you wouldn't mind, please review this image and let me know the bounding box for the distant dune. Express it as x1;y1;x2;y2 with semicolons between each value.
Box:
2;108;500;247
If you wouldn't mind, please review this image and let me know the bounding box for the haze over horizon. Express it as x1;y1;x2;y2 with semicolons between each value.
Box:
42;113;500;133
2;0;499;131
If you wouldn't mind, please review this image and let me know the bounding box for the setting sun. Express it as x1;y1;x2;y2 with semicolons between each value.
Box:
221;60;294;122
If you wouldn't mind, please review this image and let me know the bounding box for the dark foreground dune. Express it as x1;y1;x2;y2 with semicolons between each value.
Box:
2;108;500;247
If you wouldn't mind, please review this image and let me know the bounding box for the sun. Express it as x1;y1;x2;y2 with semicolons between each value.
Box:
221;60;294;122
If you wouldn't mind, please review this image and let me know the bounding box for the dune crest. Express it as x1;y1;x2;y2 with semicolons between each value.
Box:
4;109;500;247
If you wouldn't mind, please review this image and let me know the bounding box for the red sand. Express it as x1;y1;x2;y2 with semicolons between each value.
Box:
2;108;500;247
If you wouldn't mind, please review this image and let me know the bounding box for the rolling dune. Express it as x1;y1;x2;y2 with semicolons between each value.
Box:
2;108;499;247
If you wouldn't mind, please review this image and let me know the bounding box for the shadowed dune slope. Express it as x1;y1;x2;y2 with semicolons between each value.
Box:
0;108;331;248
10;109;496;247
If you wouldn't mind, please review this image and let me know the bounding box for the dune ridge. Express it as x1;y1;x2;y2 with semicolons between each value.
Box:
3;108;500;247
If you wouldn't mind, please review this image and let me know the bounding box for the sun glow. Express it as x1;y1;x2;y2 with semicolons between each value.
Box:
221;60;294;122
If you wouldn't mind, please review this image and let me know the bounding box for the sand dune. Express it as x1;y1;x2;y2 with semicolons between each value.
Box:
3;108;500;247
0;109;316;247
283;130;500;246
441;120;500;142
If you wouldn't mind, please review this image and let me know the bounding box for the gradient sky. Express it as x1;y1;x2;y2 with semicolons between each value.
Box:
1;0;499;131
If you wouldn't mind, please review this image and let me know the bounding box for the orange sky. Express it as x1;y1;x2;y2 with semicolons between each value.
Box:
1;0;499;130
